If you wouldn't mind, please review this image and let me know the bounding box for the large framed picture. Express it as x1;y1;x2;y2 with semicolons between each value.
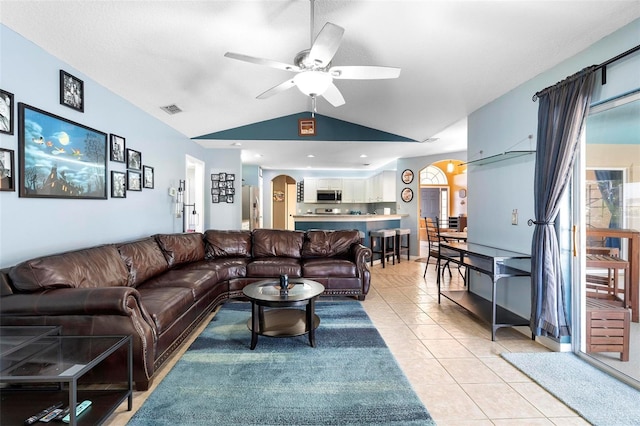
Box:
126;148;141;170
59;70;84;112
18;103;107;199
110;134;126;162
0;89;14;135
143;165;154;189
111;171;126;198
0;148;15;191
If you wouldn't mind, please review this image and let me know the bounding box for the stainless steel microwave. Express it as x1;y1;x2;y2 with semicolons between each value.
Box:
316;190;342;202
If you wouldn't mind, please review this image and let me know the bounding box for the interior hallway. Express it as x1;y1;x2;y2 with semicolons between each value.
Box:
106;258;591;425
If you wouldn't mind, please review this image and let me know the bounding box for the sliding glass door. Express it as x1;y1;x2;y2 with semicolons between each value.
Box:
577;91;640;386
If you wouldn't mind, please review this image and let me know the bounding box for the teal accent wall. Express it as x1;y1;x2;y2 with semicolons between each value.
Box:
194;112;415;142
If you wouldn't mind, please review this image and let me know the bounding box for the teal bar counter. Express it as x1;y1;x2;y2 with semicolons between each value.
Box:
293;214;407;249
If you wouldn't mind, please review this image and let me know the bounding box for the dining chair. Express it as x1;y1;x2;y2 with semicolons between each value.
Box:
423;217;452;278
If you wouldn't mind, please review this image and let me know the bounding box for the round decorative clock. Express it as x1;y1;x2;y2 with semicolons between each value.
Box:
401;169;414;184
401;187;413;202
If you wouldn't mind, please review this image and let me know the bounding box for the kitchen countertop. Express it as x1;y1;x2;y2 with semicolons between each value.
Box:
293;214;407;222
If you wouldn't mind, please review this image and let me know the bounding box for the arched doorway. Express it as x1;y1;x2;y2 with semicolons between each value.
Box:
418;160;467;255
271;174;297;230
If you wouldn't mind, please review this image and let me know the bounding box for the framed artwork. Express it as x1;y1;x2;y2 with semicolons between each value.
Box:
127;170;142;191
211;173;219;181
0;89;14;135
212;194;219;203
401;169;414;184
401;187;413;202
18;103;107;199
0;148;15;191
212;171;235;203
273;190;285;202
298;118;316;136
126;148;141;170
110;134;126;162
226;195;234;203
143;165;154;189
59;70;84;112
110;171;126;198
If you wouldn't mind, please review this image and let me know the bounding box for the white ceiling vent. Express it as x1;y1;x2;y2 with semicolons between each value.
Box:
160;104;183;115
420;137;440;143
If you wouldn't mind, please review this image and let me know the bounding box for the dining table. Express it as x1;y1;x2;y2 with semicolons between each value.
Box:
439;231;468;241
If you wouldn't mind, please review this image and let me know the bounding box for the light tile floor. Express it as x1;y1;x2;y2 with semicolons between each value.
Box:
105;258;590;425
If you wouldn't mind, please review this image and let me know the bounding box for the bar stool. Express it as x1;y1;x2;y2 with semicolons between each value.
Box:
369;229;396;268
395;228;410;263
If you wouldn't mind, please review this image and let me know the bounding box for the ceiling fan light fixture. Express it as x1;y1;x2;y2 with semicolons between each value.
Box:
294;71;332;97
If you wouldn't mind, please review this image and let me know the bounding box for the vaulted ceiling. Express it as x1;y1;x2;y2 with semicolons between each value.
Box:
2;1;639;170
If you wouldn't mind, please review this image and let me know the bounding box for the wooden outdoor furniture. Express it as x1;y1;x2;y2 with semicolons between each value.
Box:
586;297;630;361
586;228;639;322
585;254;629;307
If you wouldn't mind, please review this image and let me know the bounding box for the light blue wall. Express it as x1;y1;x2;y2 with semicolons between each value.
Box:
467;18;640;321
0;24;240;267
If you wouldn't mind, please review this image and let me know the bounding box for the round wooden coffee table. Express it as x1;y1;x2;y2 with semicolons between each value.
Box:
242;278;324;350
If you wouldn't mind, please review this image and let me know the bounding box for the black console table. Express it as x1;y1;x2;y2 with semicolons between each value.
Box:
437;241;532;340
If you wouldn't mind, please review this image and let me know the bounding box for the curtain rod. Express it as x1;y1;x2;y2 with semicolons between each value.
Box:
533;43;640;101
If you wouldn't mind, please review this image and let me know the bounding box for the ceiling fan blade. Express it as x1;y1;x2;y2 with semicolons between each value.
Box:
224;52;300;72
308;23;345;67
329;66;401;80
256;79;296;99
321;82;345;107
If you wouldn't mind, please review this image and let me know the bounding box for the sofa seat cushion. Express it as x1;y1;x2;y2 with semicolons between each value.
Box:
155;233;205;268
302;258;357;278
9;245;129;291
204;230;252;259
136;286;195;334
302;230;361;258
246;258;302;278
252;229;304;259
117;237;169;287
138;268;219;300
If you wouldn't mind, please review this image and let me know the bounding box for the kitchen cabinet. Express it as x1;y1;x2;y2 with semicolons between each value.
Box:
303;178;317;203
317;178;343;190
366;171;396;202
342;179;366;203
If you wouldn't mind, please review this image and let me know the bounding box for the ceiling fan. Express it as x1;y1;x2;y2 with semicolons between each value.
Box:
224;1;401;107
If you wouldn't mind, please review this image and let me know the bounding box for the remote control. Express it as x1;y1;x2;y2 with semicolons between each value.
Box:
54;405;73;421
39;408;63;423
61;400;91;423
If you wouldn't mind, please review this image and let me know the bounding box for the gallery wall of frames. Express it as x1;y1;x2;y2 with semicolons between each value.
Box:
0;70;154;198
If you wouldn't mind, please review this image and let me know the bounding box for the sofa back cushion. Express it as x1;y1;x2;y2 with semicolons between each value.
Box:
302;229;361;258
117;237;169;287
154;233;205;268
9;245;129;291
252;229;304;259
204;230;252;259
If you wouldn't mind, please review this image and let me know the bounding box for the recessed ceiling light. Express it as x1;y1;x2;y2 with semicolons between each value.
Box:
307;154;315;158
360;154;367;158
232;142;242;146
160;104;182;115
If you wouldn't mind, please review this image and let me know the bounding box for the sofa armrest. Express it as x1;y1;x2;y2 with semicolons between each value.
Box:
1;286;146;316
351;243;372;276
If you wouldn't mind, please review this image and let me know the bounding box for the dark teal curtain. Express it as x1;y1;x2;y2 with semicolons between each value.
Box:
531;66;597;338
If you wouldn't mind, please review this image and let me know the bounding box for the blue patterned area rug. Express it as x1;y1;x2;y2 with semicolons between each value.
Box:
503;352;640;426
128;301;435;425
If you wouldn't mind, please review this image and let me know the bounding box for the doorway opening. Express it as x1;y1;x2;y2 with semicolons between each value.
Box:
271;174;297;230
184;155;205;233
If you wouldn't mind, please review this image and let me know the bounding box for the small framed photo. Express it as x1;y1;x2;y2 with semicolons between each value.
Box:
110;171;126;198
299;118;316;136
219;188;227;196
219;172;226;181
211;187;220;195
127;170;142;191
227;187;235;195
0;89;14;135
225;181;233;188
143;165;154;189
110;134;126;162
0;148;15;191
226;195;234;203
126;148;141;170
59;70;84;112
211;174;219;181
212;180;219;189
212;194;219;203
227;174;235;181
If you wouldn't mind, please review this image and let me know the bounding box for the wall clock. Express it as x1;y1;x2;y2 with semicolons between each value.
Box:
401;169;414;184
401;188;413;202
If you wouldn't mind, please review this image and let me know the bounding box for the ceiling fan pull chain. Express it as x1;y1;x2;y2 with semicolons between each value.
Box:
312;95;317;117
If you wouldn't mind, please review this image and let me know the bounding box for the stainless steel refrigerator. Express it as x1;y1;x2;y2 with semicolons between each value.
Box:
242;186;261;230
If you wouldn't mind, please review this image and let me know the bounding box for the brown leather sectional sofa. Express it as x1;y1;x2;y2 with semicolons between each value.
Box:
0;228;371;390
